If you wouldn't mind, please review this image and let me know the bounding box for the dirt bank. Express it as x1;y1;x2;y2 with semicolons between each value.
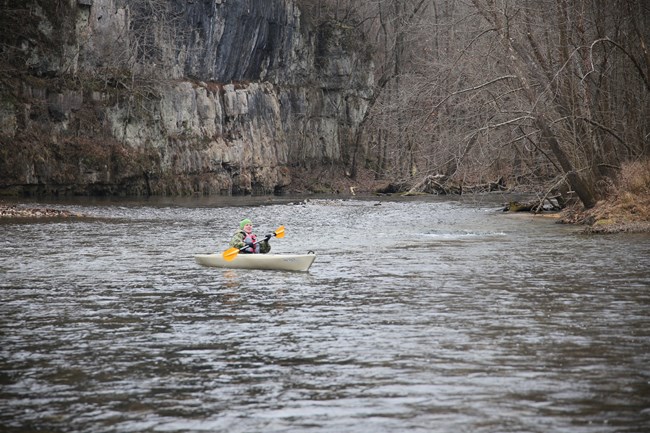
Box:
559;195;650;234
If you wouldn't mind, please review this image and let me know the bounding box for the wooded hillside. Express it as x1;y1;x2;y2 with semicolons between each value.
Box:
310;0;649;209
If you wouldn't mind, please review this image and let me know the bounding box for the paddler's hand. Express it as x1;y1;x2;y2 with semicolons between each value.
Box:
264;234;272;242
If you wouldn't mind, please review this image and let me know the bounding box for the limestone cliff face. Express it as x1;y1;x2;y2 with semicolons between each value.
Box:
0;0;373;195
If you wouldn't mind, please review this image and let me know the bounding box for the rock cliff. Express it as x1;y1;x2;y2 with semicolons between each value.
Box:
0;0;373;195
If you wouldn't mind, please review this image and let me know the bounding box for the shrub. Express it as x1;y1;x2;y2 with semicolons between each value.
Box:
618;159;650;195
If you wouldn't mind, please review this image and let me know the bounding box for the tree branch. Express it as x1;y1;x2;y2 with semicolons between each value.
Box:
584;37;650;93
429;75;517;117
576;116;633;156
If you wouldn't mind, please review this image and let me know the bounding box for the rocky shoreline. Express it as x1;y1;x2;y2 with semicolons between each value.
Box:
0;204;83;219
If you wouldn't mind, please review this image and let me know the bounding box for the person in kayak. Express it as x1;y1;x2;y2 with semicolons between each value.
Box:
229;218;271;254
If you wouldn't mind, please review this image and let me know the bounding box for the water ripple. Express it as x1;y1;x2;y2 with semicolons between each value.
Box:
1;196;649;432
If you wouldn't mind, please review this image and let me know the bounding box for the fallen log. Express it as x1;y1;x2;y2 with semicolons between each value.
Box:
502;197;563;213
503;201;538;212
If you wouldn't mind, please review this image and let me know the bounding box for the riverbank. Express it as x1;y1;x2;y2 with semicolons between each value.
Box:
3;160;648;234
0;203;83;218
559;160;650;233
559;196;650;234
287;165;650;234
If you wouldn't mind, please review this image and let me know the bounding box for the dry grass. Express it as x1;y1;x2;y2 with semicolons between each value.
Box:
562;159;650;233
618;159;650;196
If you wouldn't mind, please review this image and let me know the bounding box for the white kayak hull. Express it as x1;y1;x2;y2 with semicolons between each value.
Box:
195;253;316;272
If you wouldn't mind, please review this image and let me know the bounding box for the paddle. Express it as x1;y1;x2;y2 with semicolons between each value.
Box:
222;225;285;261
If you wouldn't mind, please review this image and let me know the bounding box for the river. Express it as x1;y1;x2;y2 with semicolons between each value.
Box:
1;195;649;433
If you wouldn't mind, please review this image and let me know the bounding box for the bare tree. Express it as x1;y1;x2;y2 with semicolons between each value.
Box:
347;0;430;180
350;0;648;207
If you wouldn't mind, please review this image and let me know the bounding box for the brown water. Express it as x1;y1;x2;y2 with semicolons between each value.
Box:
1;195;649;432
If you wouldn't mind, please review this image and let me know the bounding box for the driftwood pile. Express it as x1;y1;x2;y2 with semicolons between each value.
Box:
401;175;507;196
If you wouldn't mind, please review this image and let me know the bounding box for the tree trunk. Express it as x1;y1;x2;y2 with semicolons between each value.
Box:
534;114;597;208
471;0;598;209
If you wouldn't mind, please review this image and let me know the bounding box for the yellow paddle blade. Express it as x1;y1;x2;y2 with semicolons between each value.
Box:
274;225;285;239
222;247;240;261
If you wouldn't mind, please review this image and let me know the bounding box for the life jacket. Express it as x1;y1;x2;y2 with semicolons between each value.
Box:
242;233;260;254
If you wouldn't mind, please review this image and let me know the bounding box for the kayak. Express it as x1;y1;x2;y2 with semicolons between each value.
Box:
194;253;316;272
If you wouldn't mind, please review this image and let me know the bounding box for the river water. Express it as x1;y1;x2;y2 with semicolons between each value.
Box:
1;195;649;433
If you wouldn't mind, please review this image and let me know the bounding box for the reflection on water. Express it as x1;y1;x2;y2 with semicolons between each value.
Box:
1;196;649;433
